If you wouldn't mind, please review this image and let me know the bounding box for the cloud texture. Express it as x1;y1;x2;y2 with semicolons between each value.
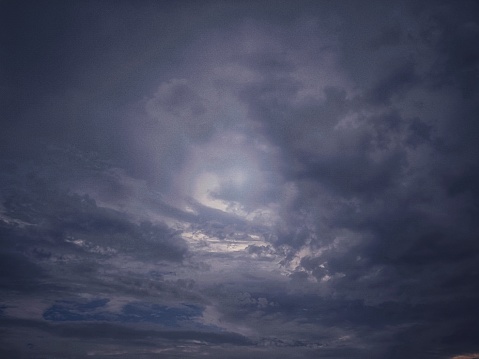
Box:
1;0;479;358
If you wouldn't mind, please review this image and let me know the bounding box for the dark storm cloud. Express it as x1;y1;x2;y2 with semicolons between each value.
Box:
220;2;479;357
2;0;479;358
422;2;479;96
0;251;46;292
1;172;188;262
0;160;192;316
0;317;252;354
365;62;419;105
0;0;212;186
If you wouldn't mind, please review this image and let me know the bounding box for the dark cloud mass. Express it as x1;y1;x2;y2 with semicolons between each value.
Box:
1;0;479;358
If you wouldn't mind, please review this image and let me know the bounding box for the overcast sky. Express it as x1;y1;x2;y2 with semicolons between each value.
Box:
1;1;479;358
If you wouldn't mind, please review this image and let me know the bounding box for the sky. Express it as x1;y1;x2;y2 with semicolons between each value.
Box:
1;0;479;358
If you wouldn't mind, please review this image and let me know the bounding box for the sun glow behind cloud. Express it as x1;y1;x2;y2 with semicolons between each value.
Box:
173;130;281;221
192;166;251;212
166;130;286;261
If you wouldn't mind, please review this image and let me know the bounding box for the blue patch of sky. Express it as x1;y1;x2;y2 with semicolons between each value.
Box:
43;298;111;322
42;298;206;328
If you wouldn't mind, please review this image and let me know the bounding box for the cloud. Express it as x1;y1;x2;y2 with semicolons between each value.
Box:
0;251;47;293
1;1;479;358
451;354;479;359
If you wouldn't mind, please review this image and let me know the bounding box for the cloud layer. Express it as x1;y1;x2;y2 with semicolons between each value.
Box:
1;0;479;358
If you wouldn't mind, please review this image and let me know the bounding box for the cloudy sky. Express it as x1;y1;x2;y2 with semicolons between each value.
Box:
1;0;479;358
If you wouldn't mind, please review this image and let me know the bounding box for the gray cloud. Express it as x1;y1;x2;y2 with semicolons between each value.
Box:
1;1;479;358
